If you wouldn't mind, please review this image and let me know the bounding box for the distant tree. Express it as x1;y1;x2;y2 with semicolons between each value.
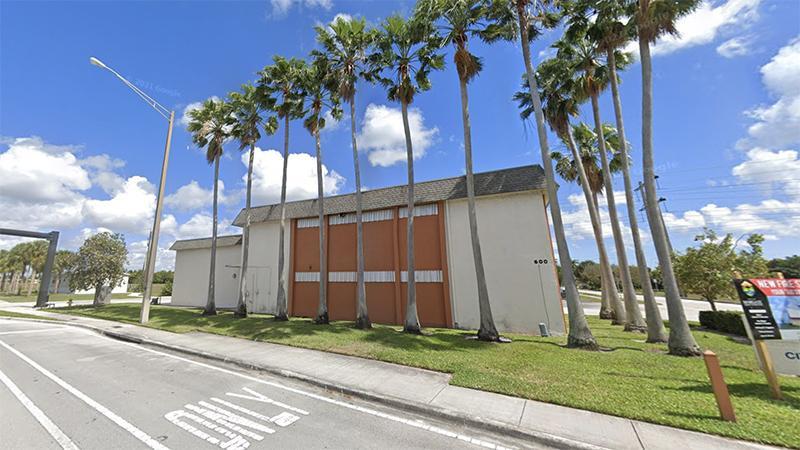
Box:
152;271;174;285
674;229;768;311
54;250;79;293
574;260;602;290
768;255;800;279
161;278;173;296
72;232;128;306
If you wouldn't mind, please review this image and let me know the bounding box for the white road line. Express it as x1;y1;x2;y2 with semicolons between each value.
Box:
0;340;170;450
0;327;69;335
0;366;80;450
107;337;514;450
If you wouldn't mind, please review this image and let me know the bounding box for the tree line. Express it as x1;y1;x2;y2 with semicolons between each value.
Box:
180;0;772;355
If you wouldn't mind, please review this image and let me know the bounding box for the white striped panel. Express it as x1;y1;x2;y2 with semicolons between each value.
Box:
297;218;320;229
295;271;397;283
400;270;443;283
295;272;320;282
329;209;394;226
399;203;438;218
364;271;395;283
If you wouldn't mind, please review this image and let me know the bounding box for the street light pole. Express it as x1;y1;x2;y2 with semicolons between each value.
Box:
90;56;174;324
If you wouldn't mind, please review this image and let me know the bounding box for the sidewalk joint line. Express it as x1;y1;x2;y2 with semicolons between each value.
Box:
630;421;645;450
428;384;448;405
518;400;527;427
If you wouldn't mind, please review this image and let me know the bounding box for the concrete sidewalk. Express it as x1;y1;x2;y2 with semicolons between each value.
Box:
0;306;778;450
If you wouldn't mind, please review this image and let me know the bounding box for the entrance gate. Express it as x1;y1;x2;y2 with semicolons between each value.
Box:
0;228;59;308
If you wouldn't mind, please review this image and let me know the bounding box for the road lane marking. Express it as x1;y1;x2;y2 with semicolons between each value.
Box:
0;366;79;450
210;397;300;427
0;340;170;450
110;339;514;450
226;387;309;415
0;327;69;335
193;402;275;435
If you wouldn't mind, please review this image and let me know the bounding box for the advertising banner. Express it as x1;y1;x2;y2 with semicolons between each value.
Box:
734;278;800;341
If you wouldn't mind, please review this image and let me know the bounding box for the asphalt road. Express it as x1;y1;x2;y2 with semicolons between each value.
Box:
577;289;742;322
0;320;540;450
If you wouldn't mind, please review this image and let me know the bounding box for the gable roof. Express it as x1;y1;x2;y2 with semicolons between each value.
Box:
232;164;546;226
170;234;242;251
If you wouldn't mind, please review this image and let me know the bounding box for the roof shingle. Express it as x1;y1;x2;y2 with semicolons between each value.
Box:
170;234;242;251
232;164;545;226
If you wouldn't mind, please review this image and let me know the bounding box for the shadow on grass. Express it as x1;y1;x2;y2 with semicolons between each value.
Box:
669;381;800;404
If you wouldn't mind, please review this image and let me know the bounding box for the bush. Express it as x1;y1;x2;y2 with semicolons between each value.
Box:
698;310;747;337
160;279;173;296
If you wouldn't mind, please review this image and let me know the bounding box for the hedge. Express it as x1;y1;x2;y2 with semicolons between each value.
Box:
698;310;747;337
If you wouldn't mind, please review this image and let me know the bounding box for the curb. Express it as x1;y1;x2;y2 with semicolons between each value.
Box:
1;315;608;450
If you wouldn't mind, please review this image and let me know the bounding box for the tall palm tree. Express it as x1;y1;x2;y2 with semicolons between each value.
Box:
635;0;701;354
369;15;444;334
583;0;667;342
416;0;512;341
300;54;343;325
258;56;307;321
555;34;646;332
516;58;625;326
315;17;376;329
187;98;233;316
485;0;597;347
228;83;278;318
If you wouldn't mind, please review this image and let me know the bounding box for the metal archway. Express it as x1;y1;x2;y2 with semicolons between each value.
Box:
0;228;59;308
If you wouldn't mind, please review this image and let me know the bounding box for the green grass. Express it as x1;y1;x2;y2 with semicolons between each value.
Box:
57;304;800;448
0;310;59;320
0;292;137;303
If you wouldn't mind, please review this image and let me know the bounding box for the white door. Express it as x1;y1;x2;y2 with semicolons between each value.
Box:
247;268;271;314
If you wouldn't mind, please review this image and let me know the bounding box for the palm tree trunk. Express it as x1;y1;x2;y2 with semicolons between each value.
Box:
607;49;667;342
314;129;329;324
26;270;35;297
458;73;499;341
638;26;700;356
235;144;256;318
595;194;614;320
275;115;291;321
401;101;422;334
203;155;220;316
590;94;646;332
518;3;597;348
350;98;371;329
568;131;626;325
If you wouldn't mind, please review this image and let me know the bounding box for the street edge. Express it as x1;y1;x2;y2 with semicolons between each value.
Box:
0;316;609;450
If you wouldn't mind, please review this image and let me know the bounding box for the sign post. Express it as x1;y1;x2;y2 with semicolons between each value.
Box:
734;278;800;400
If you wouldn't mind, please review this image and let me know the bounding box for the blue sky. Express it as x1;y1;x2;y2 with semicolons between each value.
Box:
1;0;798;270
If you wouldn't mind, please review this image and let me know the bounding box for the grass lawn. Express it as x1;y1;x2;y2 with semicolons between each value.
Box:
0;310;58;320
0;292;137;303
58;304;799;448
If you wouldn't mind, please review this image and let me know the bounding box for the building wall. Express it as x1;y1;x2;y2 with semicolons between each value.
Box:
444;191;564;335
52;274;129;295
245;221;291;314
172;245;241;309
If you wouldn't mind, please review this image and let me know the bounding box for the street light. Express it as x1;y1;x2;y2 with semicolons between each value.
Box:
90;56;174;324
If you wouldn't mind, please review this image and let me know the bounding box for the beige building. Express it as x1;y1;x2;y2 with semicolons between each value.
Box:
170;165;564;335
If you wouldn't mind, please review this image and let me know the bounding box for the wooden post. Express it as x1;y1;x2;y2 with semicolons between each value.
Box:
703;351;736;422
754;340;783;400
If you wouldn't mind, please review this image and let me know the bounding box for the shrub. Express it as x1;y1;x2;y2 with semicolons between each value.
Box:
160;279;173;296
698;310;747;337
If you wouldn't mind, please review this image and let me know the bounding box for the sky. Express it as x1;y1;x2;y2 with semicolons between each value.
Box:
1;0;799;271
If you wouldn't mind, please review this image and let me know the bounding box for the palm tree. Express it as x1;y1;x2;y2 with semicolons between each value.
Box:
258;56;307;321
53;249;78;293
554;34;647;332
228;83;278;318
300;54;343;325
187;98;233;316
416;0;510;341
369;15;444;334
635;0;701;354
315;17;375;329
516;58;625;326
485;0;597;347
585;0;667;342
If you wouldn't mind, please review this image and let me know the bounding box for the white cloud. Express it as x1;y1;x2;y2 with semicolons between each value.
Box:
559;191;648;248
0;136;91;202
716;36;753;58
662;210;706;232
732;147;800;200
626;0;761;57
164;180;239;212
83;176;156;234
356;104;439;167
271;0;332;17
739;37;800;150
127;239;175;272
321;109;346;133
179;96;221;127
248;147;345;205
